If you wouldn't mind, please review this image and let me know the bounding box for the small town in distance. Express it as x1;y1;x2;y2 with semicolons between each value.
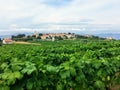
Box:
0;32;114;45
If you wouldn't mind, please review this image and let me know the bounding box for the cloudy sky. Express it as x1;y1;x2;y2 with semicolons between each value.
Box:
0;0;120;35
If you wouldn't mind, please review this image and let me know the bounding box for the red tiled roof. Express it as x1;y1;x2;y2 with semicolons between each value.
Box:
3;38;13;42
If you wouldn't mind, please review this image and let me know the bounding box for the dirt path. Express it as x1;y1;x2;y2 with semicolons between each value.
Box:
13;41;41;45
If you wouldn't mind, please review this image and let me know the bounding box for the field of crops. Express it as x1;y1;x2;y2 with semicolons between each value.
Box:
0;40;120;90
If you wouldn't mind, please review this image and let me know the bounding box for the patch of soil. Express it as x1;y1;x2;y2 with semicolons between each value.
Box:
13;41;40;45
110;85;120;90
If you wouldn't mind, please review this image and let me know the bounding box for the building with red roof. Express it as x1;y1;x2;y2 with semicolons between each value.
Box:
2;38;13;44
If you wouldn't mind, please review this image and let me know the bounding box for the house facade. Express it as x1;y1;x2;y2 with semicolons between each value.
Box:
2;38;13;44
40;33;75;40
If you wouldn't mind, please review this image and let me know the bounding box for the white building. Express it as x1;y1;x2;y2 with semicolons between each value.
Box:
2;38;13;44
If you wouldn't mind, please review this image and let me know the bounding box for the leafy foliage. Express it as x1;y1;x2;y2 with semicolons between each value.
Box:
0;40;120;90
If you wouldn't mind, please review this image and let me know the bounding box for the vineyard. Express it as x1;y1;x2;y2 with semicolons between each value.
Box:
0;40;120;90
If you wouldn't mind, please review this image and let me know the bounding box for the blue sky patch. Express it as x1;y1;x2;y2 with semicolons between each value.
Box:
43;0;72;7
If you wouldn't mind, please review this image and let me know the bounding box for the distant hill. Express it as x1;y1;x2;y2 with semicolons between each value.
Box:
95;33;120;40
0;32;120;40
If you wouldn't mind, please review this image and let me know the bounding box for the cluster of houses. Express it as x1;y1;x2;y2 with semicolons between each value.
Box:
25;32;76;41
1;33;76;44
1;32;115;44
40;33;75;40
106;37;114;41
2;38;14;44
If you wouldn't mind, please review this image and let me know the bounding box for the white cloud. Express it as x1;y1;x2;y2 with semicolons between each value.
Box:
30;0;120;25
0;0;120;33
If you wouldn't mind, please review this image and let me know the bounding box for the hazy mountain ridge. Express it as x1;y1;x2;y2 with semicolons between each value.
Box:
0;31;120;40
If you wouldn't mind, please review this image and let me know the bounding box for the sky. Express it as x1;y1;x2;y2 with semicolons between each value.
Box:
0;0;120;36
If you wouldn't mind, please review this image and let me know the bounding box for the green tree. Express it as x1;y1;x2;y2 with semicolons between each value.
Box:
39;33;43;36
55;36;63;40
0;38;2;46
